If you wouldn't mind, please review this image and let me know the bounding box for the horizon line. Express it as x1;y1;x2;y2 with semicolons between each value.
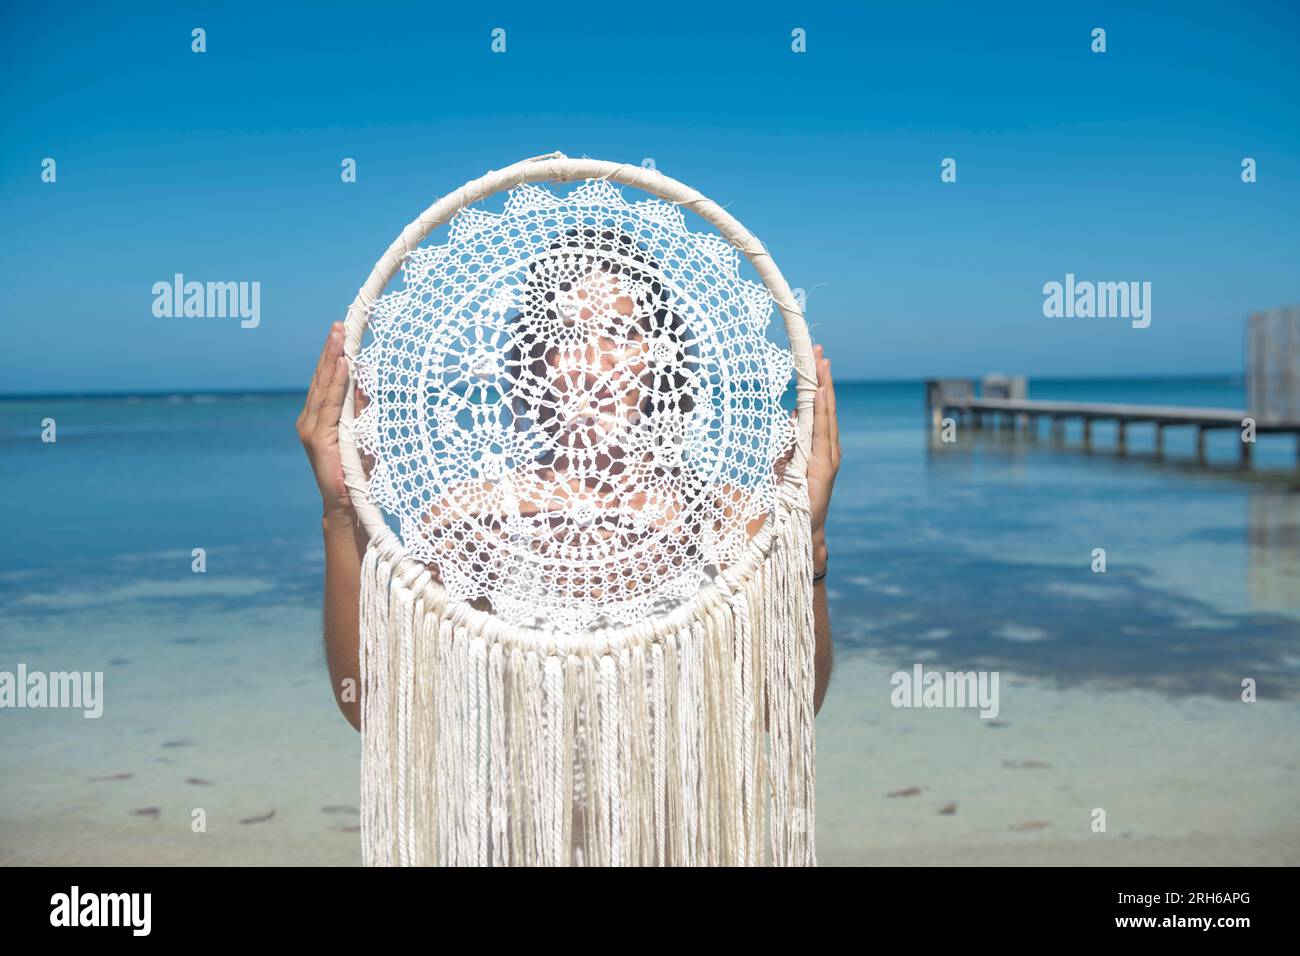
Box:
0;371;1245;403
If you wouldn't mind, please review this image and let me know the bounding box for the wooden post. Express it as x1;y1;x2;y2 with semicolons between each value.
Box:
1196;426;1207;464
1154;423;1165;459
1117;420;1127;456
1241;436;1253;467
1083;418;1093;449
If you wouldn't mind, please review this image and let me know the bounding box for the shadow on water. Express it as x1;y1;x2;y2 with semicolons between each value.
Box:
828;548;1300;699
836;434;1300;698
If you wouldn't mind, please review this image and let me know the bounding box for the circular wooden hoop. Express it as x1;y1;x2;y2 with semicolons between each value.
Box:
338;152;817;597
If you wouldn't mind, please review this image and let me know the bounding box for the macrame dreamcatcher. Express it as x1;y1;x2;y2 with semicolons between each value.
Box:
338;153;818;866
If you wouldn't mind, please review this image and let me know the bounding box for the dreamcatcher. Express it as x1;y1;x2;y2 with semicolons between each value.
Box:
338;153;818;866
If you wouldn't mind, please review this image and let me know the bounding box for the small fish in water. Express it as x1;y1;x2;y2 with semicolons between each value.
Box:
239;810;276;825
1002;760;1052;769
334;824;361;833
939;802;957;815
89;772;133;782
108;658;131;666
1010;821;1050;831
985;721;1009;728
185;778;213;786
321;805;359;815
887;786;923;798
161;738;195;748
132;807;160;819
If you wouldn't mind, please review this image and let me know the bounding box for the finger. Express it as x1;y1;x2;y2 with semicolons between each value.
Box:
317;355;349;433
309;335;343;430
298;326;336;428
308;322;342;400
305;330;343;431
811;371;830;467
304;326;344;432
823;356;840;466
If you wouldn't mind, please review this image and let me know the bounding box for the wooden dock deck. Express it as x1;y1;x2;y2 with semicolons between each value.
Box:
926;384;1300;467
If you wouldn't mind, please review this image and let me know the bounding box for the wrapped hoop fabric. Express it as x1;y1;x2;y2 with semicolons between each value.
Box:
338;153;818;866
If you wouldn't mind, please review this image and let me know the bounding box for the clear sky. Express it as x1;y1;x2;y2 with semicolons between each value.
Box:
2;0;1297;394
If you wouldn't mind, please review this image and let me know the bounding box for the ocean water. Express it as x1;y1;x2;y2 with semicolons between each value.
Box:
2;378;1299;864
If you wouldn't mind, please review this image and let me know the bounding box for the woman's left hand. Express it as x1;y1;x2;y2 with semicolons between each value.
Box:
806;345;840;567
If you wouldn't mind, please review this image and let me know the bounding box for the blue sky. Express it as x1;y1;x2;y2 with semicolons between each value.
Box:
2;0;1297;393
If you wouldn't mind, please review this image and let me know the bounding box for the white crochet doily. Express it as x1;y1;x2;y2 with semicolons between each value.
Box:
354;179;794;631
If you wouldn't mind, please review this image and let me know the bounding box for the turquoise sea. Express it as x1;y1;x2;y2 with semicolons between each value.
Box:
3;377;1299;864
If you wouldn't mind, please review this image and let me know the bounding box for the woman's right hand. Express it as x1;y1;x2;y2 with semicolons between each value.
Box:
297;321;371;518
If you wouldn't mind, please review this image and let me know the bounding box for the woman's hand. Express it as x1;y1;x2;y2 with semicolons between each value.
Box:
806;345;840;570
296;321;372;518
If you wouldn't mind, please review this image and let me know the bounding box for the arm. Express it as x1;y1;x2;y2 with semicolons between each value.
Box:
811;528;832;716
322;512;367;731
808;345;839;717
297;321;367;731
744;345;839;717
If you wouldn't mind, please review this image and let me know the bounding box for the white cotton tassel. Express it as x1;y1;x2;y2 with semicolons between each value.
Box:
468;635;490;866
789;480;819;867
394;590;416;866
760;477;818;867
542;652;566;865
449;626;471;865
521;648;547;863
675;622;701;866
731;587;756;864
596;651;621;865
566;653;590;865
649;641;668;866
487;641;508;866
359;542;395;866
413;603;441;865
357;479;817;867
625;642;652;864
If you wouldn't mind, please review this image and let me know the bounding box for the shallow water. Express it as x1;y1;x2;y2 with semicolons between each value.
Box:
2;378;1298;864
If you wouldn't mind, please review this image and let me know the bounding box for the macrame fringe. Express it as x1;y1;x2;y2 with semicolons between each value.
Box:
359;478;817;867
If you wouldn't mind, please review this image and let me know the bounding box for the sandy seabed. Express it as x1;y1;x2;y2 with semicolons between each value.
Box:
3;646;1297;867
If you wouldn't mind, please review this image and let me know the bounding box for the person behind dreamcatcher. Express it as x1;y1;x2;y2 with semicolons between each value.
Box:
297;225;839;736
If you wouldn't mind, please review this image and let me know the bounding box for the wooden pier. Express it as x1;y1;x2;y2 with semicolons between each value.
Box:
925;380;1300;468
925;307;1300;469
